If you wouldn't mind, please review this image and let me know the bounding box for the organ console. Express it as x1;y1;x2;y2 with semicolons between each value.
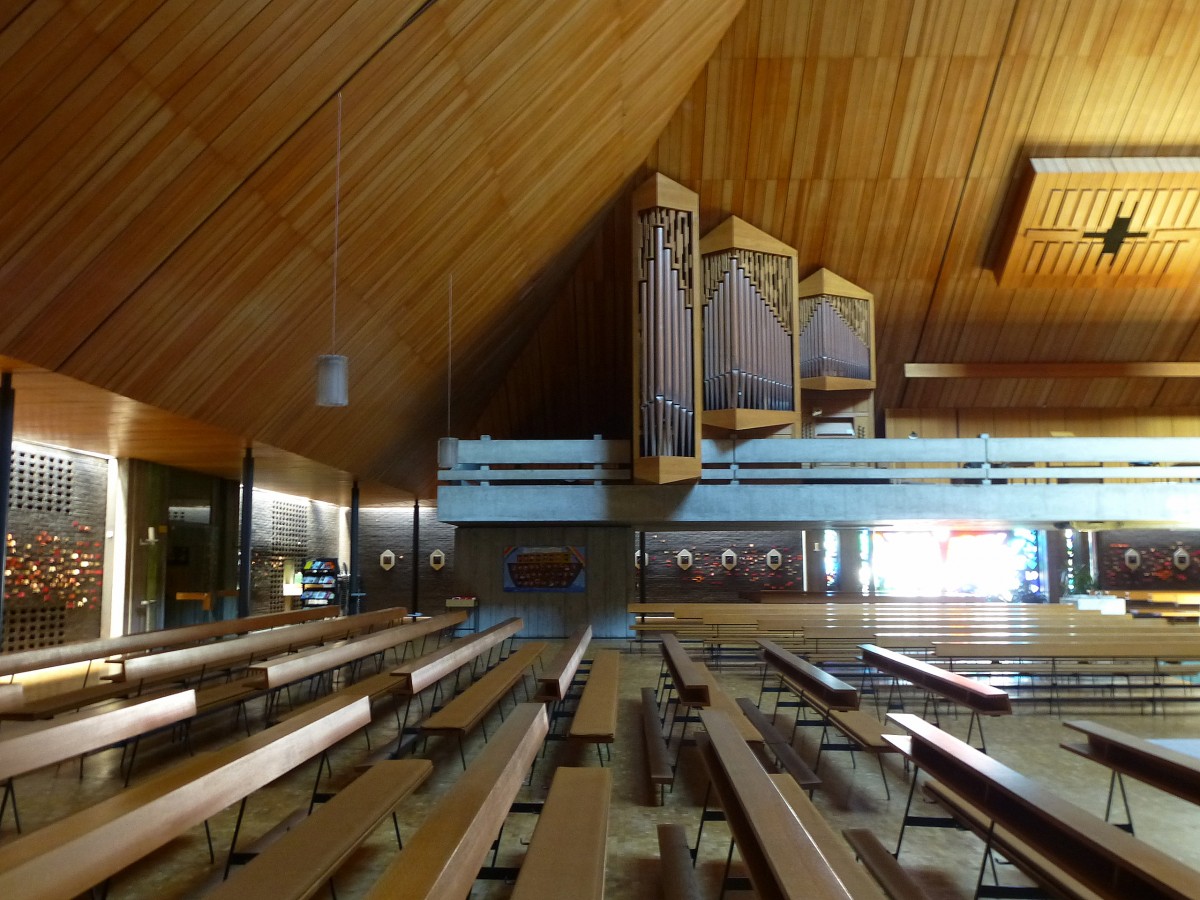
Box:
699;216;799;432
632;174;702;483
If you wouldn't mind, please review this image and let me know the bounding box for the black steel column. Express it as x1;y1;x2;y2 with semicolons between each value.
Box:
349;480;361;615
639;530;647;603
237;447;253;618
411;500;420;614
0;373;12;648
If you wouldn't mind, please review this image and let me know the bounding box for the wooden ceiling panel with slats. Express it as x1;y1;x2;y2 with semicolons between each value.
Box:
0;0;745;497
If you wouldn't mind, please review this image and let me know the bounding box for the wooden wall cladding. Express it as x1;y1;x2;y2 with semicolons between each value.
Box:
454;526;632;638
0;0;744;498
885;408;1200;440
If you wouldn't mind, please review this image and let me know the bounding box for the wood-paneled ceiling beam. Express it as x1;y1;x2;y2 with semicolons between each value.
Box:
905;363;1200;379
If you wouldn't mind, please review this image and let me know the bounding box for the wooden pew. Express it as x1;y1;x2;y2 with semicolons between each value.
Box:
391;617;523;694
0;684;24;712
885;712;1200;900
420;642;546;767
118;606;409;685
246;612;466;691
1060;719;1200;833
859;643;1010;752
757;639;896;798
0;690;198;832
510;766;610;900
364;702;549;899
660;633;710;705
696;708;886;900
0;694;371;900
274;624;525;740
207;759;432;900
932;638;1200;709
841;828;931;900
735;697;820;794
568;648;620;763
641;688;674;805
658;823;702;900
533;624;591;702
0;607;339;681
1;609;404;724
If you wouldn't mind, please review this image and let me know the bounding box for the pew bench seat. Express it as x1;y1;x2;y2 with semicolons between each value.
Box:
785;677;898;799
510;767;610;900
842;828;932;900
657;823;702;900
734;696;820;793
641;688;674;804
0;695;372;900
420;643;545;766
920;780;1099;899
208;759;433;900
568;649;620;760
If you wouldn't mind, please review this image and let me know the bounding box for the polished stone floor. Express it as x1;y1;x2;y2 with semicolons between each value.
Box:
5;639;1200;899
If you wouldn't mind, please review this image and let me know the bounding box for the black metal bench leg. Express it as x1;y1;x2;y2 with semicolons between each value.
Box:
0;777;20;833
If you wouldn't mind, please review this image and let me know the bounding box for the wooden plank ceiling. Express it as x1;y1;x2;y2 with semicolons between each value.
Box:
482;0;1200;444
8;0;1200;500
0;0;744;499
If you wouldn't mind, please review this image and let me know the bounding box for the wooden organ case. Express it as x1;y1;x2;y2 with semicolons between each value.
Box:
796;268;876;439
699;216;799;432
632;174;703;484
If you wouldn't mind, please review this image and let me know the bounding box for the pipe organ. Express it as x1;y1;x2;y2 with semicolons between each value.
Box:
699;216;799;432
632;174;702;483
796;268;876;438
796;268;875;389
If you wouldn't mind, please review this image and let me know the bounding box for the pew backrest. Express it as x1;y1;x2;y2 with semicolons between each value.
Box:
758;638;859;710
246;612;465;690
1061;719;1200;806
887;712;1200;900
120;607;408;683
364;703;549;900
535;625;592;701
860;643;1011;715
0;607;341;678
0;689;197;782
697;708;867;900
660;634;709;705
391;617;523;694
0;694;371;900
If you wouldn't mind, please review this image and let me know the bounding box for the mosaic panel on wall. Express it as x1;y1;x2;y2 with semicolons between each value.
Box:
1097;529;1200;590
4;443;107;651
638;531;804;599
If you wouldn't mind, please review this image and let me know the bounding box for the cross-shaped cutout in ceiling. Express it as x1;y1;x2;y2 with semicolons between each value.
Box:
995;158;1200;288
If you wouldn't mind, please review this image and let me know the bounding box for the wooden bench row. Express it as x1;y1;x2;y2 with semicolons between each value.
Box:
696;707;888;900
888;712;1200;900
757;638;897;798
0;606;340;680
363;703;610;900
0;694;372;900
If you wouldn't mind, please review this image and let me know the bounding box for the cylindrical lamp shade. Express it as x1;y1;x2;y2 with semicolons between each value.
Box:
316;354;349;406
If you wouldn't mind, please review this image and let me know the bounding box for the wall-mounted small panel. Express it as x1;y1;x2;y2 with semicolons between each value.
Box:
699;216;799;432
632;173;702;484
995;157;1200;289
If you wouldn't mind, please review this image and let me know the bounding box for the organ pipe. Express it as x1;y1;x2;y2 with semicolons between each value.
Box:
632;174;702;484
698;216;800;432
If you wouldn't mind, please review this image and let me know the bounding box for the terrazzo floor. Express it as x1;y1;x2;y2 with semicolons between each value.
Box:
5;638;1200;899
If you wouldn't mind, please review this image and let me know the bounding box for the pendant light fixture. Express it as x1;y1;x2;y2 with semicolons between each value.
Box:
317;92;348;407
